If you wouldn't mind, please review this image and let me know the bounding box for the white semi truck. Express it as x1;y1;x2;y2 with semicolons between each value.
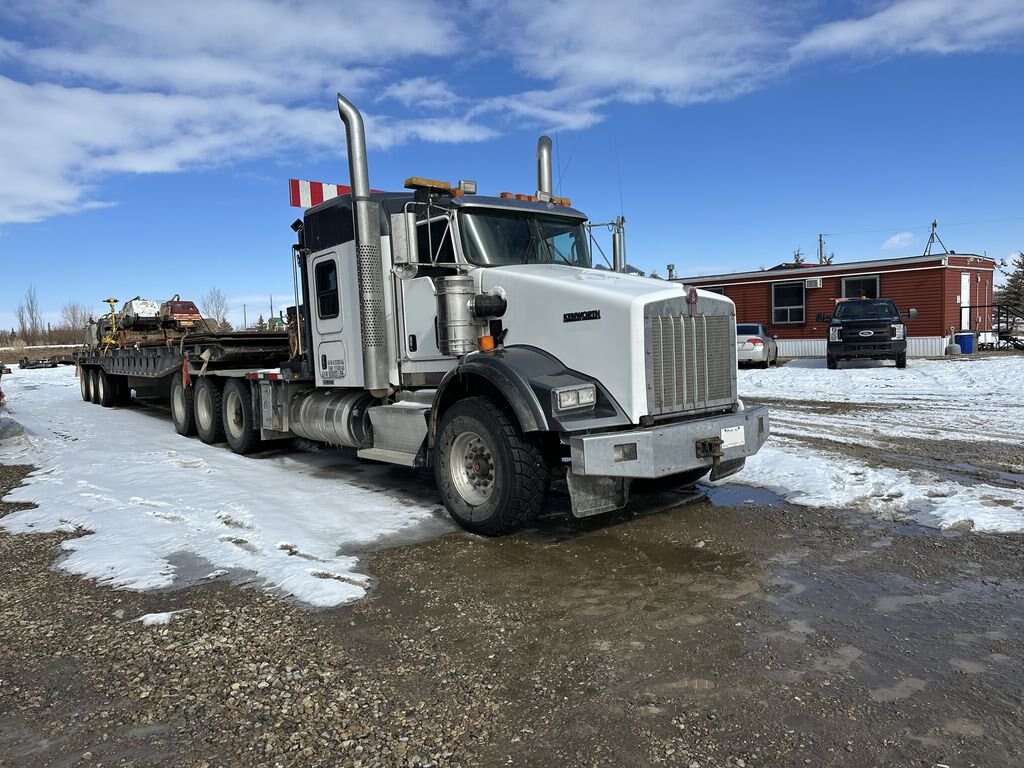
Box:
77;93;769;535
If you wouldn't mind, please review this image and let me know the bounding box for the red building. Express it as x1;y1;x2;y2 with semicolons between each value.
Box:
676;253;996;357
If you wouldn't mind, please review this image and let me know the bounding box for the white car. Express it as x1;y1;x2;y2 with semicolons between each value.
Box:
736;323;779;368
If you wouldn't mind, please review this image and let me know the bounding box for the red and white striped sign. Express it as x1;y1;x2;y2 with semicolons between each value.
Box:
288;179;352;208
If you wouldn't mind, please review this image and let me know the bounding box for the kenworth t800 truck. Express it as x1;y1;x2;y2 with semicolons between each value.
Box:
76;93;769;535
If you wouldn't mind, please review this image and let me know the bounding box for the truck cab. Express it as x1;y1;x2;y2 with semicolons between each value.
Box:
823;298;917;370
269;94;770;535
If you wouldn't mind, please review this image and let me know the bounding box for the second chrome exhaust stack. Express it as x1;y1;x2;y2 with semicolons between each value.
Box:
536;135;553;199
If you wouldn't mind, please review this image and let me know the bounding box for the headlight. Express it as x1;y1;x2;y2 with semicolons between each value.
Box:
891;324;905;340
554;384;597;411
829;327;841;342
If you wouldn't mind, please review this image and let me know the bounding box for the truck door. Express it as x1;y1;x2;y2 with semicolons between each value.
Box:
400;216;457;361
310;251;348;386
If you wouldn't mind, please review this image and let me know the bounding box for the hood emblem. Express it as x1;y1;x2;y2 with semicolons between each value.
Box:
859;330;874;337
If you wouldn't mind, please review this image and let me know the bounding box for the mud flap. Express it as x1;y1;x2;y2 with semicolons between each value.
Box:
709;456;745;482
566;470;631;518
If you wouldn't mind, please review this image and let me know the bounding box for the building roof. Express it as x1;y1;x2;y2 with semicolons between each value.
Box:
676;253;994;284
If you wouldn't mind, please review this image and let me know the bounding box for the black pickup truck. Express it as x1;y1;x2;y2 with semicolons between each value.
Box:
819;298;917;370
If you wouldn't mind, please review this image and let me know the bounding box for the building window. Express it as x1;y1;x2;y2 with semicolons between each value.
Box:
704;286;725;295
772;282;804;324
843;275;879;299
315;260;340;319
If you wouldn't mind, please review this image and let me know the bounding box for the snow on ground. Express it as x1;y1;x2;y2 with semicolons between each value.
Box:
0;366;455;607
733;356;1024;533
1;357;1023;608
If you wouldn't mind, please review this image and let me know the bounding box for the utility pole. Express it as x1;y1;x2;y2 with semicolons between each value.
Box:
269;294;274;318
818;234;825;265
243;304;247;329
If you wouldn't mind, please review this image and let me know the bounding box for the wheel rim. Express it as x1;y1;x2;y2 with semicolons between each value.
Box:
172;386;185;422
98;375;106;401
450;430;495;506
196;387;212;429
225;389;244;438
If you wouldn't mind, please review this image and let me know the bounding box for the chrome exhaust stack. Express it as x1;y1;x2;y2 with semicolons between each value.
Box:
536;135;553;200
336;93;389;395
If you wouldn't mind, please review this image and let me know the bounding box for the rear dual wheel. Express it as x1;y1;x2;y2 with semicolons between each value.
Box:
194;377;225;444
222;378;260;454
170;372;196;436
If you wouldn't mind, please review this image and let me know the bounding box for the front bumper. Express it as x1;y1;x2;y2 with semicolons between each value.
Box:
828;339;906;359
569;405;769;479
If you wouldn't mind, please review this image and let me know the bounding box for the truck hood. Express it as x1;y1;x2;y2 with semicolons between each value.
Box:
476;264;733;423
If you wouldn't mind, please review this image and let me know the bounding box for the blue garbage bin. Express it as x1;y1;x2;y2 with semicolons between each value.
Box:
954;332;975;354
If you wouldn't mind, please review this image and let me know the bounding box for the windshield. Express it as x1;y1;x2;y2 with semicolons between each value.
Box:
459;209;591;268
833;300;899;320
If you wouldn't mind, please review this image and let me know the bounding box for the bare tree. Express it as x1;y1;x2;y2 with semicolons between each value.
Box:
201;287;231;331
15;286;45;343
60;300;91;330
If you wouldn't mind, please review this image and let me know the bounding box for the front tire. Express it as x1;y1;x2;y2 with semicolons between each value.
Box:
170;372;196;436
194;377;225;444
826;355;838;370
895;352;907;369
434;396;548;536
222;378;260;454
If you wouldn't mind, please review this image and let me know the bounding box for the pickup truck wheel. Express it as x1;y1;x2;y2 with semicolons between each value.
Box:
79;368;91;402
826;355;838;370
170;373;197;436
895;352;907;369
96;369;114;407
88;369;101;404
222;379;260;454
435;397;548;536
195;377;225;444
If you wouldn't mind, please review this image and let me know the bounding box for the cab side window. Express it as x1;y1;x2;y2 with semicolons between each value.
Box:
315;260;340;319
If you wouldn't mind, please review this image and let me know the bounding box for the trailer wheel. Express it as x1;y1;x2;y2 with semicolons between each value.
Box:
114;377;132;406
80;368;91;402
96;369;115;407
195;377;225;444
222;379;260;454
88;369;101;404
170;372;196;436
434;396;548;536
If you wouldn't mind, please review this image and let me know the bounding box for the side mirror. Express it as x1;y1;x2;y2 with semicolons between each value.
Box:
771;334;778;340
390;211;419;278
907;308;918;319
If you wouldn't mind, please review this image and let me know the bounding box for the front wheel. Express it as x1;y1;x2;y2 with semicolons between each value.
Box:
826;355;838;370
895;352;907;369
434;397;549;536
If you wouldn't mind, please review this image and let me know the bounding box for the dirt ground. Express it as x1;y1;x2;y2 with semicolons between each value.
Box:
2;449;1023;768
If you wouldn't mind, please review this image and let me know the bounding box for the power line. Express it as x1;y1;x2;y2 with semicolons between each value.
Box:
823;215;1024;238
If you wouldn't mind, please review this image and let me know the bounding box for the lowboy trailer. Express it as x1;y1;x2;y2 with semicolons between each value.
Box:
76;92;769;535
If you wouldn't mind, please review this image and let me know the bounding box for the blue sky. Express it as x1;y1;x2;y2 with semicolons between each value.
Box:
1;0;1022;331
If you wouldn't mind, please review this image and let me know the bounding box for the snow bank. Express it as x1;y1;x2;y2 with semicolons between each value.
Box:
0;367;454;607
734;356;1024;532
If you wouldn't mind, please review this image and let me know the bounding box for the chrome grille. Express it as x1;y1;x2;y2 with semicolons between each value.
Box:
647;314;735;415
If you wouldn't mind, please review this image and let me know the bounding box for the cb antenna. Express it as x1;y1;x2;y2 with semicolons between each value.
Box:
923;220;950;255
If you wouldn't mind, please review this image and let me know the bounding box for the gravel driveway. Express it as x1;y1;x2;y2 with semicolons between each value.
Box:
3;457;1024;767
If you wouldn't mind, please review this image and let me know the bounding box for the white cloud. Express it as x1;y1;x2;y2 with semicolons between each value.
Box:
1;0;1022;225
380;77;461;109
882;231;916;249
792;0;1024;59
